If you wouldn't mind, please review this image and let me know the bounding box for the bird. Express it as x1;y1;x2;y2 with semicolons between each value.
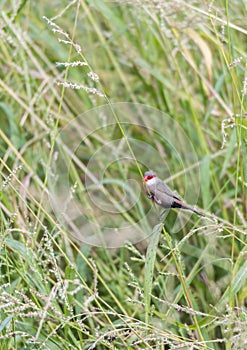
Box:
143;171;203;220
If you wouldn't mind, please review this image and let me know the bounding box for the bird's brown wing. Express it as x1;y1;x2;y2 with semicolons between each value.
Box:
155;179;181;201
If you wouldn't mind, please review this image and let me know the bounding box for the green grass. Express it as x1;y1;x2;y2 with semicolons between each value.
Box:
0;1;247;349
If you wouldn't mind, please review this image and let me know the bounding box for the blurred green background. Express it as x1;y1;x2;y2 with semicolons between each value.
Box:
0;1;247;349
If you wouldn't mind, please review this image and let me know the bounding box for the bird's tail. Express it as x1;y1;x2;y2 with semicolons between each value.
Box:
181;203;205;217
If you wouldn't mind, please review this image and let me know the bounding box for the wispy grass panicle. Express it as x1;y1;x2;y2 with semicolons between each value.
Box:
56;80;104;96
56;61;88;67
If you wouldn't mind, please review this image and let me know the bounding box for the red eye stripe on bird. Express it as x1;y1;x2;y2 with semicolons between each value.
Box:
143;171;204;220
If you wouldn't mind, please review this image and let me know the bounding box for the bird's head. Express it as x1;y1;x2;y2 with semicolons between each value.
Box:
143;171;157;183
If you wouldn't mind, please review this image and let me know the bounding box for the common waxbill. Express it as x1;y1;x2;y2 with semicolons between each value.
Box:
143;171;203;220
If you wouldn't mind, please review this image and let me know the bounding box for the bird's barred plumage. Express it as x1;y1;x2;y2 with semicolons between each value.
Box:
143;171;203;217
